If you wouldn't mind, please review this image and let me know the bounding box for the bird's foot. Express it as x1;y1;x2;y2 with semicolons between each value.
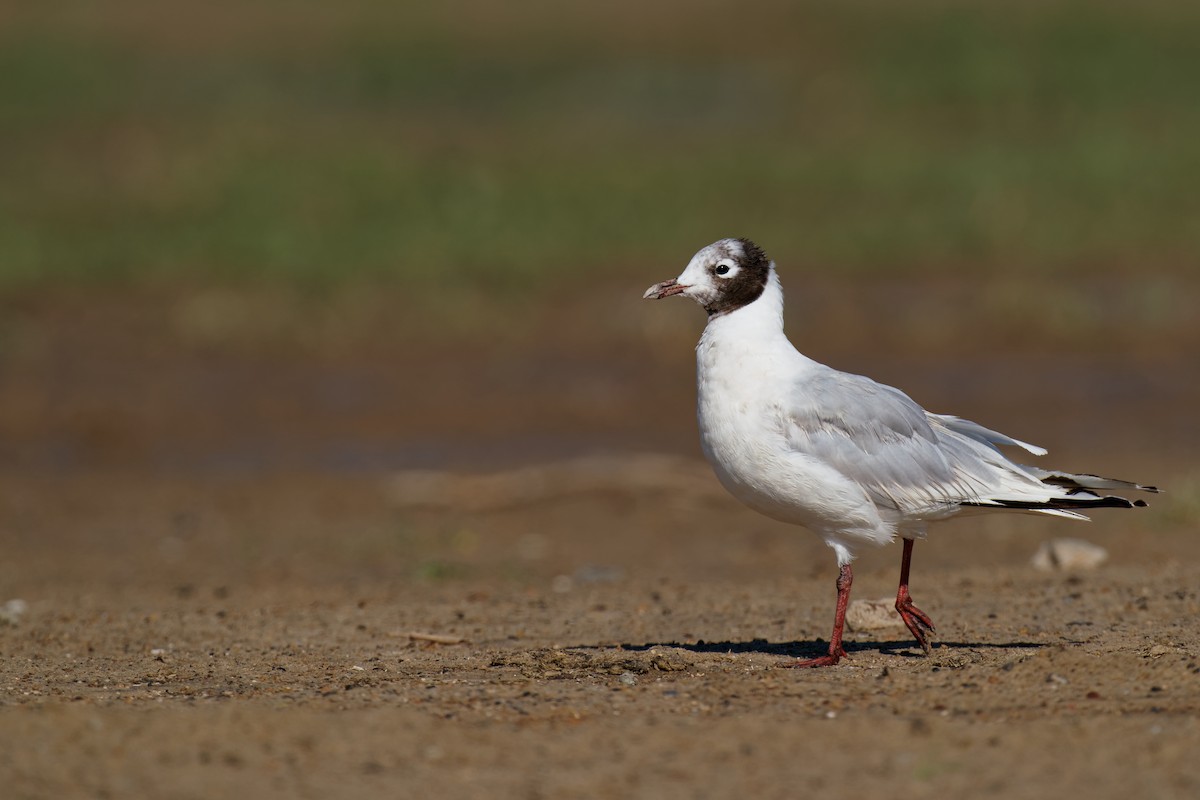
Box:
789;645;849;668
896;596;935;656
790;654;841;668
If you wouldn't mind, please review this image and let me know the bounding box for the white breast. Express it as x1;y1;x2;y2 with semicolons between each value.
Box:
693;277;895;561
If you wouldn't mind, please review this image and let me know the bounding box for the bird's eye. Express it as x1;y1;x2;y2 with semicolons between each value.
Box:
715;264;731;276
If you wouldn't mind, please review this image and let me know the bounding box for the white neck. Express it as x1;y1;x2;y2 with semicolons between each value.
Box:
693;269;818;482
696;270;813;364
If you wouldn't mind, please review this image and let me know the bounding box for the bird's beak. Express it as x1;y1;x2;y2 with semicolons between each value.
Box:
643;279;687;300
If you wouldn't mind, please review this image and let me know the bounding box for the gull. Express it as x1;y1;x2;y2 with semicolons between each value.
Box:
644;238;1158;667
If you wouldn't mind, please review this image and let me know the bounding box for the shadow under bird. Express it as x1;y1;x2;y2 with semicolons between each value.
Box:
643;238;1159;667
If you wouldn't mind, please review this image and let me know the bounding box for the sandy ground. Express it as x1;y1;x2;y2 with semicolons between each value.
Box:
1;286;1198;798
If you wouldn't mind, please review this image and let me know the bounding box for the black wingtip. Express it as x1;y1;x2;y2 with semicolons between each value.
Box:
963;494;1148;512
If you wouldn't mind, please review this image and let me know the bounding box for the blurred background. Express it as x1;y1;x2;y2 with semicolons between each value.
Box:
0;0;1196;589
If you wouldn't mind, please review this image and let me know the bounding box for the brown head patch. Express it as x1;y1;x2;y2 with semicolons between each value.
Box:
703;238;772;317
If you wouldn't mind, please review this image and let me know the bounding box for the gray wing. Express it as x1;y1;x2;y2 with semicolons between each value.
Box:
782;369;1020;513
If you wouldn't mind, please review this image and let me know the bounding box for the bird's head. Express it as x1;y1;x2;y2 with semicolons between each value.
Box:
643;238;773;317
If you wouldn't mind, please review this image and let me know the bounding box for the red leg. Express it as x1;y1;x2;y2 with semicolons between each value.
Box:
896;538;935;655
792;563;853;668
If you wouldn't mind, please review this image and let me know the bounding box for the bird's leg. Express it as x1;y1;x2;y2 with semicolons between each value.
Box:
792;563;853;668
895;538;935;655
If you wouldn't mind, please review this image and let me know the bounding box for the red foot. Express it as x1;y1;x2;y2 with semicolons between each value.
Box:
896;539;936;656
791;654;841;668
896;591;935;655
790;644;849;668
791;652;850;668
790;563;854;669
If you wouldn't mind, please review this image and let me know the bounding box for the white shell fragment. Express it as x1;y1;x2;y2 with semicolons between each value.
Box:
1031;538;1109;571
845;598;904;631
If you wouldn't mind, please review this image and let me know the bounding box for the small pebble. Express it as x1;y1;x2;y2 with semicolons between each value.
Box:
0;599;27;626
1031;538;1108;571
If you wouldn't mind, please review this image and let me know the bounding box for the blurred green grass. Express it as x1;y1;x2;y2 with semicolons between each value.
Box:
1;0;1197;293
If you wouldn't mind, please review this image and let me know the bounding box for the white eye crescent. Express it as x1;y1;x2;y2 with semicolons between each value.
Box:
714;260;737;277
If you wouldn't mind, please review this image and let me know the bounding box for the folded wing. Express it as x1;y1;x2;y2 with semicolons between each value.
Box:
782;369;1154;520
